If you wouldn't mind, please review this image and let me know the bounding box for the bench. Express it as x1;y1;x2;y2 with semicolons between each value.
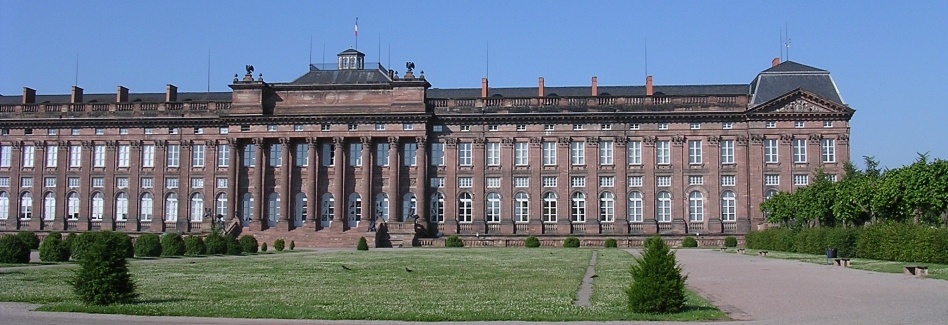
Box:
737;248;745;254
833;258;851;267
904;265;929;277
758;250;768;257
719;247;727;252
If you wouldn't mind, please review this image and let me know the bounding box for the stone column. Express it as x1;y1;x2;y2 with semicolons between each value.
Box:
585;137;600;235
331;137;346;231
280;138;292;231
441;138;458;235
613;137;629;234
706;136;724;234
504;138;520;235
359;136;372;232
306;138;319;231
151;141;167;232
415;136;428;222
253;138;265;231
101;141;117;231
227;139;240;226
671;135;687;234
179;141;192;231
470;137;486;235
55;142;69;231
79;141;93;231
642;136;658;234
387;137;399;222
127;141;142;232
29;142;44;230
555;137;571;235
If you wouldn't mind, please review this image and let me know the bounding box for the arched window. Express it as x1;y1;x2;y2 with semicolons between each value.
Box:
402;193;416;221
628;192;643;222
267;193;280;225
458;193;473;223
765;189;778;200
294;193;307;225
321;193;334;222
20;192;32;220
689;191;704;222
190;193;204;222
44;192;56;220
241;193;254;223
514;192;529;222
215;193;227;219
721;191;736;221
0;192;8;220
115;192;129;221
91;192;104;220
139;193;153;221
430;193;444;223
165;193;178;222
375;193;389;222
657;192;671;222
570;192;586;222
542;192;557;222
599;192;614;222
486;193;500;223
68;192;81;220
348;193;362;223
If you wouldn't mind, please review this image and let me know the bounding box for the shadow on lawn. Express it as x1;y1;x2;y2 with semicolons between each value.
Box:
135;298;187;304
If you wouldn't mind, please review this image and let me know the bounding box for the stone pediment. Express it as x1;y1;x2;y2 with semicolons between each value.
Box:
748;88;854;115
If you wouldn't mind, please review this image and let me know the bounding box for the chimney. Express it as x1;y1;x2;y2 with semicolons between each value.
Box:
772;58;780;67
481;78;488;98
388;69;395;80
165;84;177;102
645;76;653;96
538;77;545;97
22;87;36;104
117;86;129;102
71;86;83;103
591;76;598;96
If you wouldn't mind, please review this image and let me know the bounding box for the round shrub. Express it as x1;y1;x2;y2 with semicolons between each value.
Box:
224;235;242;255
72;232;101;260
112;232;135;258
357;237;369;251
604;238;618;248
681;236;698;248
261;242;268;252
133;233;162;257
445;235;464;248
239;235;258;253
724;236;738;248
69;231;137;305
160;233;185;257
184;235;206;256
0;234;31;264
40;232;71;262
524;236;540;248
289;240;295;250
16;231;40;250
204;232;227;255
274;239;286;251
563;236;580;248
626;235;687;313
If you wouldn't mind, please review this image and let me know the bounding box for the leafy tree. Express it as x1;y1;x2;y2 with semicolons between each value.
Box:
39;232;71;262
626;236;687;313
69;231;137;305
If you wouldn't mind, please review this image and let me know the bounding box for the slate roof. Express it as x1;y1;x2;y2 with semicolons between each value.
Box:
750;61;843;105
0;92;231;105
288;69;391;85
427;84;748;98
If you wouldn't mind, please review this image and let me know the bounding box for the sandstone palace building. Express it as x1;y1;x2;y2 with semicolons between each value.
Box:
0;50;853;246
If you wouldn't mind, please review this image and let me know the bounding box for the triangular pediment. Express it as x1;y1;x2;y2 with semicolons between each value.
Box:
748;88;854;115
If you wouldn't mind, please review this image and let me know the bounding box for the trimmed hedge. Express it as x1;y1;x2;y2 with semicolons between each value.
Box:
604;238;618;248
0;234;31;264
524;236;540;248
204;232;227;255
239;235;258;253
747;223;948;263
681;237;698;248
445;235;464;248
40;232;71;262
563;236;580;248
160;233;186;257
113;232;136;258
184;235;206;256
356;237;369;251
224;235;242;255
16;231;40;250
724;236;738;248
274;239;286;251
72;232;100;260
134;233;162;257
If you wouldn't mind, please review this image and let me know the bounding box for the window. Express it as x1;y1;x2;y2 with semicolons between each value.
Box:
689;176;703;185
570;192;586;222
140;177;153;188
376;143;390;167
721;175;736;187
690;123;700;130
766;121;776;128
266;193;281;225
459;125;470;132
167;144;180;167
514;142;528;166
21;177;32;188
46;145;58;167
402;123;414;130
67;192;80;219
721;191;736;221
628;141;642;165
68;177;80;188
657;192;671;222
269;143;283;167
22;145;34;168
821;139;836;162
267;125;277;132
118;145;130;167
542;177;557;187
516;124;526;131
430;177;444;188
542;142;556;166
430;143;444;166
116;177;129;189
320;124;331;131
628;176;643;187
348;124;358;131
191;177;204;189
220;127;229;134
296;143;309;167
295;124;304;132
599;176;615;187
19;192;32;220
601;124;612;130
142;145;155;167
144;128;154;134
823;121;833;128
92;145;106;167
688;140;702;164
514;177;529;188
0;177;8;187
458;177;473;188
629;123;640;130
689;191;704;222
570;141;585;165
216;193;227;220
24;129;32;135
656;141;670;164
71;128;80;135
44;192;56;220
486;177;501;188
544;124;554;131
192;144;205;167
91;192;104;220
488;142;501;166
764;139;778;163
793;139;807;163
168;128;178;135
794;174;809;186
765;174;780;186
570;177;585;187
573;124;584;131
165;193;178;222
458;143;472;166
515;192;529;222
488;125;498;132
433;125;443;132
542;192;557;222
458;193;473;223
190;193;204;222
241;193;254;224
0;145;9;167
599;192;614;222
95;128;105;135
795;121;805;128
194;127;204;134
68;145;81;167
723;122;733;129
217;178;228;189
166;177;179;189
658;123;669;130
628;192;643;222
402;194;416;221
142;194;155;221
348;143;362;166
0;192;7;220
403;143;417;166
720;140;735;164
375;124;385;131
599;141;614;165
485;193;500;223
44;177;56;187
321;144;335;166
829;174;838;182
657;176;671;187
217;144;230;167
90;177;104;188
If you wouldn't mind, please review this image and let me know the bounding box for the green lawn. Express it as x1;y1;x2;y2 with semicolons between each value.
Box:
737;249;948;281
0;248;726;321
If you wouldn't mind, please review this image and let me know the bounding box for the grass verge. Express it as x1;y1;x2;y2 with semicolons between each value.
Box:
738;249;948;280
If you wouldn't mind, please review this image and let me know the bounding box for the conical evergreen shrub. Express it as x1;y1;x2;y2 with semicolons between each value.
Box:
69;231;138;305
357;237;369;251
626;235;687;313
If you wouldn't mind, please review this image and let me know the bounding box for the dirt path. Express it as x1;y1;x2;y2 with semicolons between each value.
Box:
573;250;598;306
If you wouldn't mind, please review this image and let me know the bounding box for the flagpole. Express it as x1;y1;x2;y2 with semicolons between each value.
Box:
355;17;359;50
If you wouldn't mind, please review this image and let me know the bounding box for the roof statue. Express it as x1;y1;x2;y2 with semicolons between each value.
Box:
245;65;254;75
406;62;415;72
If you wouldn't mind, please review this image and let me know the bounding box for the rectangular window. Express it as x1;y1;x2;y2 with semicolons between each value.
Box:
430;177;444;188
116;177;129;189
488;142;501;166
44;177;56;187
720;140;735;164
267;125;277;132
821;139;836;162
690;123;700;129
144;127;153;134
723;122;733;129
194;128;204;134
217;144;230;167
457;177;473;188
269;144;283;167
21;177;33;188
658;123;669;130
544;124;554;131
375;124;385;131
721;175;736;187
95;128;105;135
167;144;180;167
516;124;526;131
514;177;529;188
68;177;80;188
191;177;204;189
347;124;358;131
765;174;780;186
688;140;702;164
71;128;80;135
570;141;585;165
165;177;179;189
192;144;205;167
793;139;807;163
93;145;106;167
795;121;805;128
764;139;778;163
69;145;82;167
628;141;642;165
243;144;256;167
486;177;501;188
823;121;834;128
403;143;417;166
376;143;390;166
458;142;472;166
142;145;155;167
216;178;228;189
140;177;153;188
600;124;612;130
348;143;362;166
689;175;704;185
766;121;776;128
628;176;643;187
0;177;9;187
656;141;670;164
433;125;443;132
402;123;413;130
599;141;614;165
514;142;528;166
22;145;34;168
320;124;330;131
294;124;304;132
599;176;615;187
629;123;640;130
794;174;809;186
44;145;58;167
459;125;470;132
573;124;584;130
488;125;498;131
118;145;130;167
219;127;229;134
92;177;104;188
571;177;585;187
542;177;557;187
168;128;178;134
657;176;671;187
829;174;838;182
430;142;445;166
321;144;334;166
0;145;10;167
542;142;556;166
296;143;309;167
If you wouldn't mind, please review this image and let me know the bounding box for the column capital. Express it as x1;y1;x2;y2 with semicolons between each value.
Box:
415;136;427;148
737;135;749;146
643;136;658;146
306;137;318;147
750;134;764;145
388;136;399;146
252;138;265;147
360;136;371;145
228;138;240;149
58;141;70;150
615;137;628;146
105;140;118;149
11;141;23;149
333;137;345;146
131;140;142;149
671;135;686;146
32;140;45;147
837;133;849;145
81;140;94;149
206;140;216;147
279;137;291;146
707;136;721;146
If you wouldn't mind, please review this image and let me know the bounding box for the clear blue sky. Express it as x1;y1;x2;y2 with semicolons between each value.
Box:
1;0;946;169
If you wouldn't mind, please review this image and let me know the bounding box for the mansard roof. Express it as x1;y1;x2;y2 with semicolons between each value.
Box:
427;84;748;99
750;60;843;106
0;92;231;105
288;69;391;85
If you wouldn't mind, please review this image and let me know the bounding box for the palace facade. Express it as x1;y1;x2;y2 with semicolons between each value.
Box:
0;50;853;246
